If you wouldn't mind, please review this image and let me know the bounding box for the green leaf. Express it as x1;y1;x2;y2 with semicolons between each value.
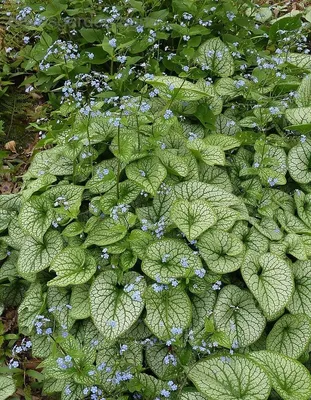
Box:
47;287;75;330
48;247;96;287
266;313;311;359
286;260;311;317
145;343;181;380
287;53;311;70
17;230;63;275
191;288;217;334
180;390;208;400
0;193;21;211
144;285;192;340
276;209;311;234
188;139;226;166
214;285;266;347
286;107;311;125
22;173;57;201
90;271;146;340
198;229;245;273
196;38;235;77
188;354;271;400
241;252;294;319
126;156;167;196
199;164;233;192
0;375;16;400
173;181;241;206
83;217;128;247
288;139;311;184
296;74;311;106
19;196;54;242
249;350;311;400
142;239;201;283
47;184;84;217
0;210;15;233
70;284;90;320
18;283;45;334
143;76;210;101
170;199;217;240
204;134;241;150
128;229;154;259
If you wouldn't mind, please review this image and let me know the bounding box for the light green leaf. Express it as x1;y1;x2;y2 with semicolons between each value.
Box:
287;260;311;317
198;229;245;273
214;285;266;347
22;173;57;200
90;271;146;340
126;156;167;196
294;189;311;227
215;77;239;97
266;313;311;359
0;210;15;233
173;181;241;206
287;52;311;70
250;217;283;241
188;354;271;400
0;193;21;211
142;239;201;283
276;209;311;234
18;282;45;334
19;195;54;242
199;164;233;192
270;234;308;260
144;285;192;340
196;38;235;77
212;207;242;231
128;229;154;259
296;74;311;106
204;134;241;150
17;230;63;275
47;287;75;330
70;284;90;320
288;139;311;183
188;139;226;166
170;199;217;240
48;247;96;287
83;217;128;247
249;350;311;400
47;184;85;216
180;391;208;400
0;375;16;400
191;288;217;334
32;334;53;358
157;149;189;177
241;252;294;319
286;107;311;125
143;75;210;101
62;222;84;237
145;343;182;380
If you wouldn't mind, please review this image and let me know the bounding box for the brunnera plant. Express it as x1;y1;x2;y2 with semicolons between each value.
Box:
1;0;311;399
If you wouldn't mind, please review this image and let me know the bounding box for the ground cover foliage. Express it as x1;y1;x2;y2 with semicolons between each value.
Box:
1;0;311;399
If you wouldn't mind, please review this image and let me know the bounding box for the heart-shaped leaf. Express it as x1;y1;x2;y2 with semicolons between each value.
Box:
188;354;271;400
48;247;96;287
144;285;192;340
288;139;311;184
126;156;167;196
198;229;245;273
249;350;311;400
286;260;311;317
90;271;146;340
213;285;266;348
17;230;63;274
241;252;294;319
266;313;311;359
142;239;201;283
196;38;235;77
170;199;217;240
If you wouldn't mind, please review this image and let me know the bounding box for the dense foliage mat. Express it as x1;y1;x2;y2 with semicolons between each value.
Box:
1;0;311;399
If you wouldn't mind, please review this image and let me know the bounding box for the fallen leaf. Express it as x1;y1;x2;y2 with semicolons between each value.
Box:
4;140;17;153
